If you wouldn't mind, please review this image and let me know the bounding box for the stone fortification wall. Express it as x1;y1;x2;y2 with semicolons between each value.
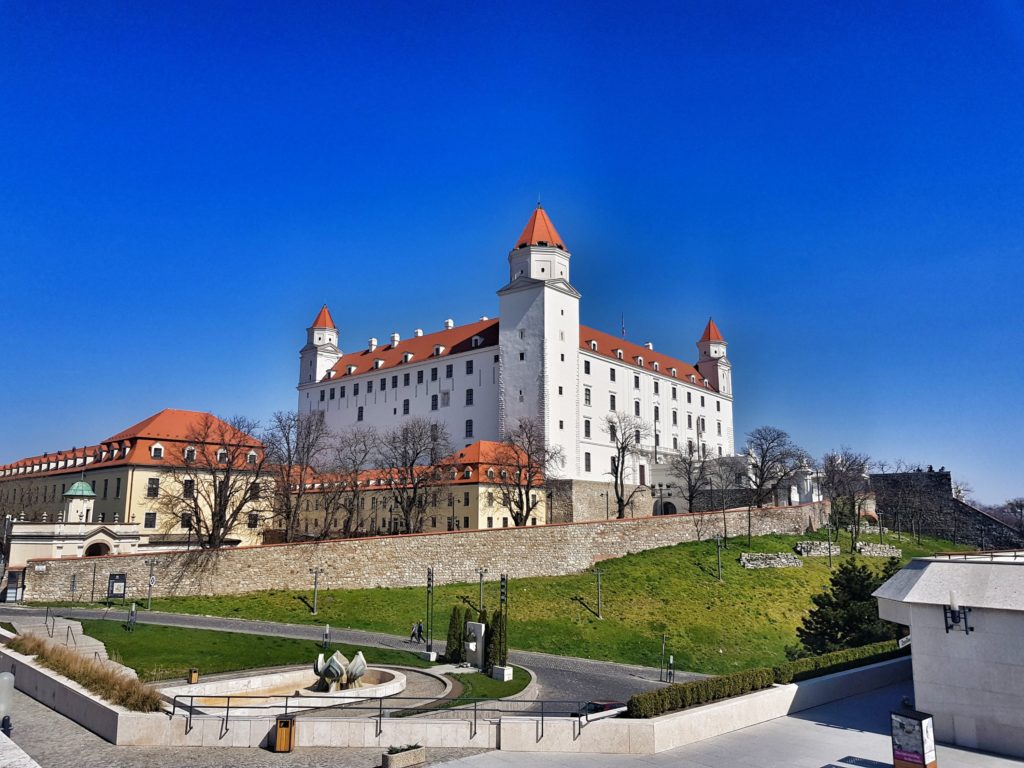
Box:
22;504;818;602
547;479;651;523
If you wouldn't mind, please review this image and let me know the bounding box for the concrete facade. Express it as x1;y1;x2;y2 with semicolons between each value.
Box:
875;553;1024;759
21;502;817;602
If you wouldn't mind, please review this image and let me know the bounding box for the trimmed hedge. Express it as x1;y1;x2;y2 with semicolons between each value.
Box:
627;640;909;719
627;667;774;718
772;639;908;684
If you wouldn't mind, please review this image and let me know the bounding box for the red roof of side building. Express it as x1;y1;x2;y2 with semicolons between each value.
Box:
321;317;498;382
700;318;725;342
311;304;336;329
515;205;565;250
579;325;716;391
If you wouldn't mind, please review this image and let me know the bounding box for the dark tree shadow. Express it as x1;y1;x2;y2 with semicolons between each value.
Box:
571;595;600;618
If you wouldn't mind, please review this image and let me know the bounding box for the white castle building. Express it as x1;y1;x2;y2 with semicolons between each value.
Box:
298;206;734;518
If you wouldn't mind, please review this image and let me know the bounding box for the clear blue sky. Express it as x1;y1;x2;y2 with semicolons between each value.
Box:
2;2;1022;504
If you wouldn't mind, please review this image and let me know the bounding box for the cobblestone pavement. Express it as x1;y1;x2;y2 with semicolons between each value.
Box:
0;606;692;702
8;687;489;768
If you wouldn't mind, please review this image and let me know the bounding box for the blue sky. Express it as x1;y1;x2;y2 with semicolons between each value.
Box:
1;2;1022;504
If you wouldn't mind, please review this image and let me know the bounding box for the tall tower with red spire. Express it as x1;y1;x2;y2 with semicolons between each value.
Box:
498;204;581;472
696;318;731;396
299;304;341;387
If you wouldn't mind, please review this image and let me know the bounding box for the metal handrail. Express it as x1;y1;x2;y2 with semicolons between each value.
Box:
65;625;77;647
933;549;1024;561
44;607;55;638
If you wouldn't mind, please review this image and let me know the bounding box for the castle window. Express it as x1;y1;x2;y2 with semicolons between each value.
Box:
445;364;453;378
151;444;163;459
367;380;373;393
634;401;641;417
403;399;410;415
353;383;359;396
718;446;723;456
670;367;677;377
559;420;564;430
700;396;705;407
584;452;591;472
616;350;624;360
673;437;678;450
380;377;387;390
584;419;591;438
519;352;525;361
330;387;336;400
357;406;364;421
417;370;424;384
687;392;692;404
181;513;192;530
487;516;493;528
717;421;722;436
519;330;525;340
654;406;660;422
404;373;411;386
558;386;563;395
653;362;660;372
431;395;438;411
609;423;617;441
248;513;259;529
688;414;693;428
248;451;257;465
717;400;721;412
466;360;473;375
610;367;616;381
217;448;229;463
590;341;597;351
183;479;194;499
463;468;472;479
584;387;591;406
672;411;678;426
584;360;590;374
465;419;474;438
115;477;121;498
690;375;696;383
320;390;326;402
144;512;156;529
654;381;659;395
392;375;398;388
671;386;677;400
147;478;159;498
465;388;474;406
431;367;438;381
441;391;450;407
610;394;616;410
634;375;640;388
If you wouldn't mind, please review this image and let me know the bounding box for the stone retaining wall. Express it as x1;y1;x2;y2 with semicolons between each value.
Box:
22;504;818;601
854;542;902;558
794;541;840;557
739;553;803;569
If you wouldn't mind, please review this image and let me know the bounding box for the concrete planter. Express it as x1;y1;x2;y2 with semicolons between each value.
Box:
382;746;426;768
491;665;513;682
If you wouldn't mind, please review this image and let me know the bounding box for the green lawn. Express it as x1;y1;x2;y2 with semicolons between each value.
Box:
75;530;963;675
80;621;431;682
449;666;530;704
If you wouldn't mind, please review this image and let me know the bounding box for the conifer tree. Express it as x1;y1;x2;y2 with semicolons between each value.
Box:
795;557;901;656
445;605;464;663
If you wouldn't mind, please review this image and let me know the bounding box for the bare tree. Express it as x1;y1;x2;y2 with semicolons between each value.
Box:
491;418;564;527
1005;498;1024;534
322;426;378;537
707;455;747;547
602;412;652;518
669;443;711;514
156;414;269;549
262;410;331;543
375;418;452;534
744;426;810;546
818;448;871;546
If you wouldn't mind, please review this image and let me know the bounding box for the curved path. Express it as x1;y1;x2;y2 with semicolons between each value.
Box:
0;606;697;703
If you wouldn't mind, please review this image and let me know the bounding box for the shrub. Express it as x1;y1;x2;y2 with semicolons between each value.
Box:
7;634;163;712
386;743;422;754
773;639;908;684
626;667;774;718
444;605;464;664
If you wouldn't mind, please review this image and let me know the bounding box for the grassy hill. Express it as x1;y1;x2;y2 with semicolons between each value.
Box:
136;529;963;674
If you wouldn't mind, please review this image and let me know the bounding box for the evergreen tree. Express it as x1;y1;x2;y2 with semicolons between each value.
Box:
445;605;464;663
796;557;901;656
487;608;508;668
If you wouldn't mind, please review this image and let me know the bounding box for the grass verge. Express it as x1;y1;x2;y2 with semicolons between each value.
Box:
7;633;162;712
79;621;432;681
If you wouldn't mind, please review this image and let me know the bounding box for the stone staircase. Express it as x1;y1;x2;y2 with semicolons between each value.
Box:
10;616;137;678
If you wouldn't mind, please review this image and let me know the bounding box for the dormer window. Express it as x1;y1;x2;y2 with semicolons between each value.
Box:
653;362;660;372
589;340;598;351
184;446;196;463
434;345;445;356
346;365;357;375
373;359;384;369
463;468;472;479
636;355;644;367
690;374;696;383
487;468;495;479
150;444;164;460
615;349;624;360
403;352;414;363
670;367;677;378
217;448;229;463
247;451;257;465
471;335;484;348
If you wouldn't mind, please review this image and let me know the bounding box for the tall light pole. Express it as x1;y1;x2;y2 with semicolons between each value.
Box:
425;566;435;655
599;492;609;520
476;567;488;612
714;534;723;582
309;567;325;615
592;567;604;619
143;558;159;610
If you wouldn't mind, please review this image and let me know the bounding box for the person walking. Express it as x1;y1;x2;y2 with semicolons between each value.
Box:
416;620;424;643
409;622;418;643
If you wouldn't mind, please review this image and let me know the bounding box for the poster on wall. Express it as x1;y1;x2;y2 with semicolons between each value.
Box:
891;709;937;768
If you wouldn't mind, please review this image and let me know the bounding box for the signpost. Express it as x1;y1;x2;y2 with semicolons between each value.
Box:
144;559;159;610
106;573;127;605
891;709;937;768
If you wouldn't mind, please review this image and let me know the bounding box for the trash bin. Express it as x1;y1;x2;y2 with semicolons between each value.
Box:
275;715;296;753
187;668;200;685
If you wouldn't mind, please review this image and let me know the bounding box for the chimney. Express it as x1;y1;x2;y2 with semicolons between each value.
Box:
368;338;378;352
645;342;654;350
480;316;489;321
444;318;454;330
414;328;424;337
390;332;400;347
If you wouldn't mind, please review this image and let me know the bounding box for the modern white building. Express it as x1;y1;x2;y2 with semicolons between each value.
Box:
875;552;1024;759
298;206;734;514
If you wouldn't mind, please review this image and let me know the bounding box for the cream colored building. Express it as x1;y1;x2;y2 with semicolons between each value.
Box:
0;409;268;594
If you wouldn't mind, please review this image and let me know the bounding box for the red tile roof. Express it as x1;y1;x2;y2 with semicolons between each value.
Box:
515;204;565;250
322;318;498;381
311;304;336;329
700;318;725;342
579;325;715;390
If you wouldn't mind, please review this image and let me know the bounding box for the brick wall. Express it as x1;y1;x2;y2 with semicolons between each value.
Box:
21;503;819;602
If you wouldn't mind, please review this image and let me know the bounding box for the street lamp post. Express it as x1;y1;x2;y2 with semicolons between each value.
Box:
309;567;325;615
599;491;609;520
476;567;488;612
714;534;723;582
592;567;604;619
143;558;159;610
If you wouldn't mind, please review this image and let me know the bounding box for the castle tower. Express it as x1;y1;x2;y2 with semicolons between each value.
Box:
63;479;95;523
299;305;341;386
696;318;731;396
498;205;581;472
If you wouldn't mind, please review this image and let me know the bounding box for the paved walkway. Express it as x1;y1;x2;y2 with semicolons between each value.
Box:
435;683;1017;768
0;606;688;703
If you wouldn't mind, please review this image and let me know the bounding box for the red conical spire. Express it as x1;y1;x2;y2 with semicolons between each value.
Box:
310;304;336;329
700;317;724;342
515;204;565;250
